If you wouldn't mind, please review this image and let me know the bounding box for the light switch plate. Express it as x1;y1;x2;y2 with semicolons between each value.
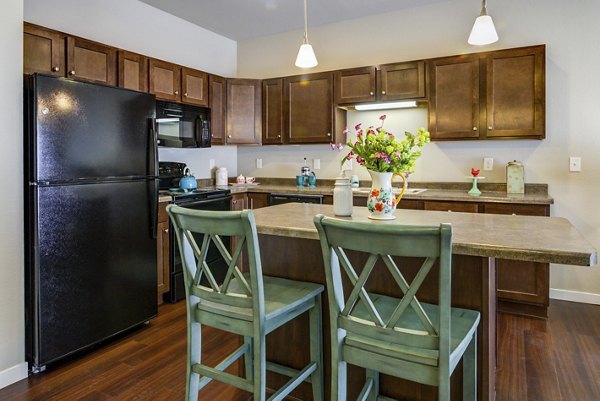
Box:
569;157;581;172
313;159;321;170
209;159;215;169
256;158;263;169
483;157;493;171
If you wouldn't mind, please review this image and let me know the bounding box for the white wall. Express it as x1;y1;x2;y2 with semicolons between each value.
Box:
0;0;27;389
24;0;239;179
237;0;600;297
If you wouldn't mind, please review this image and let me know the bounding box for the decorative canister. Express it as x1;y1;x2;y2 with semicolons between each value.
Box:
506;160;525;194
215;167;228;186
333;176;353;217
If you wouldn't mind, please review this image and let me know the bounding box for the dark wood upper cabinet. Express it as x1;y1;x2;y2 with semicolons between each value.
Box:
428;45;545;141
334;66;376;104
284;72;343;144
428;54;480;140
226;79;261;144
485;46;545;139
24;23;65;77
379;61;425;101
209;74;226;145
262;78;284;144
149;59;181;102
117;50;148;92
66;37;116;86
181;67;208;107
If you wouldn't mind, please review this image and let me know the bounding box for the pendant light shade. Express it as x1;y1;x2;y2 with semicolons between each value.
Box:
468;0;499;45
295;0;318;68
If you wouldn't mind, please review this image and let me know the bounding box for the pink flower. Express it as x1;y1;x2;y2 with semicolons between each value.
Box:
330;143;336;150
354;123;362;131
337;143;343;151
356;156;365;165
343;128;349;134
357;129;364;137
346;151;354;160
379;115;386;121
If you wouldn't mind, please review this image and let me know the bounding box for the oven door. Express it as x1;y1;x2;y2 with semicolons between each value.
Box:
165;196;232;303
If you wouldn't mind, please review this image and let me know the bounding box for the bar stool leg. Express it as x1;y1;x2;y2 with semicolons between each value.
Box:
309;294;324;401
463;332;477;401
187;321;201;401
253;334;266;401
365;369;379;401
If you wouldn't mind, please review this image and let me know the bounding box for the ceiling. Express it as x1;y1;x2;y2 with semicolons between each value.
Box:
139;0;447;41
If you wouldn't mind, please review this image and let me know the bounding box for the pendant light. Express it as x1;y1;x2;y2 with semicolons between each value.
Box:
295;0;318;68
468;0;499;46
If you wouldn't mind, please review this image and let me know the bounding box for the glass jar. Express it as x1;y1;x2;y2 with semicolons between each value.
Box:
333;176;353;216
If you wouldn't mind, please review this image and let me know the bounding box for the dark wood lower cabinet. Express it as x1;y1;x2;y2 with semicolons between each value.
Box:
248;192;269;209
157;202;170;305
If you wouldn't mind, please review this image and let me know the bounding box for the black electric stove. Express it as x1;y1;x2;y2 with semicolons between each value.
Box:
158;162;232;303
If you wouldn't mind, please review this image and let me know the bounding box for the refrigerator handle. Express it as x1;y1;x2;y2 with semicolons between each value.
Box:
149;118;158;176
149;118;159;239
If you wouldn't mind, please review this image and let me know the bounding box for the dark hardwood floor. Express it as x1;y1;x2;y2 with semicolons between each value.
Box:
2;299;599;401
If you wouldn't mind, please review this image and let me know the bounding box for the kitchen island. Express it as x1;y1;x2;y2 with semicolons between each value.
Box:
250;203;596;401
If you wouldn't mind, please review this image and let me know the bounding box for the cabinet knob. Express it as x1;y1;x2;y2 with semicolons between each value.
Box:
175;90;179;95
381;91;386;95
370;91;374;96
488;126;493;130
52;66;60;72
473;127;478;131
164;228;169;233
277;134;281;138
228;135;232;138
448;210;452;212
69;70;75;76
183;92;188;97
327;133;331;137
232;200;237;204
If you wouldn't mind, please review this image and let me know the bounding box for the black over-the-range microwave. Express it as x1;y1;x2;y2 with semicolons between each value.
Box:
155;100;211;148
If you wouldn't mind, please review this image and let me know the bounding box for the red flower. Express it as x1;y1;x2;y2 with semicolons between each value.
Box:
371;189;380;197
375;203;384;212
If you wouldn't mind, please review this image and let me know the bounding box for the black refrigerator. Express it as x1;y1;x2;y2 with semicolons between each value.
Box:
24;74;159;372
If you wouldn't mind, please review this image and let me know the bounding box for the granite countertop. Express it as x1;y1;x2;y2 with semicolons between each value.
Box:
251;203;596;267
159;179;554;206
225;180;554;205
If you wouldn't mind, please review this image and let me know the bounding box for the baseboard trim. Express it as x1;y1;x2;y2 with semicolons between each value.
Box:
550;288;600;305
0;362;28;390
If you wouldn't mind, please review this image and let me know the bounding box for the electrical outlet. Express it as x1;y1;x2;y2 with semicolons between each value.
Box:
483;157;493;171
256;158;263;169
209;159;215;169
342;159;353;171
569;157;581;172
313;159;321;170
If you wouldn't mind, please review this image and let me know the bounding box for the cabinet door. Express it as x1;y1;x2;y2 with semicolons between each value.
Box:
248;193;269;209
149;59;181;102
428;55;480;140
66;37;117;86
334;66;376;104
209;75;227;145
117;50;148;92
485;45;545;139
379;61;425;101
156;203;170;305
24;23;65;77
231;193;247;211
284;72;334;144
484;203;550;316
182;67;208;107
262;78;284;144
226;79;262;144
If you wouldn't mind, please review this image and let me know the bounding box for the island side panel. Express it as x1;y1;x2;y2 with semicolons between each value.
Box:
258;233;495;401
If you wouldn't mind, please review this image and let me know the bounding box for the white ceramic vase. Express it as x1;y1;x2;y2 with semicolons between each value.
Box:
366;170;407;220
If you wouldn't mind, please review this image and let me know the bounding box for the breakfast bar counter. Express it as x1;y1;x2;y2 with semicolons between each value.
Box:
250;203;596;401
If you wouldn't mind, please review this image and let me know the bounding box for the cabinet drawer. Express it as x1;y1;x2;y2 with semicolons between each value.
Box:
424;201;479;213
483;203;548;216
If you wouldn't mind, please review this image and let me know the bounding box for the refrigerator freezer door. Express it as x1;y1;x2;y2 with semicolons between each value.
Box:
30;75;156;182
27;180;157;368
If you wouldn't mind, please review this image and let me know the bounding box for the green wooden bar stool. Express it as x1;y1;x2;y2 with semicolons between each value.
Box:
314;215;480;401
167;205;324;401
